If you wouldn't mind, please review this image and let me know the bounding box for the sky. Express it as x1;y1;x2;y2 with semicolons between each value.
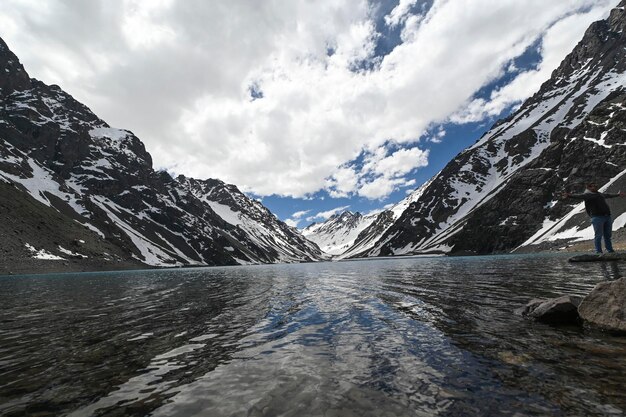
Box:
0;0;619;228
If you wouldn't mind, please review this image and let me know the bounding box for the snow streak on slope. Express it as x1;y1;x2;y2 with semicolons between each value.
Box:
180;177;325;264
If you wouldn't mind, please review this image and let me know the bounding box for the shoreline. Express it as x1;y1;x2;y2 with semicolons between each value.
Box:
4;234;625;278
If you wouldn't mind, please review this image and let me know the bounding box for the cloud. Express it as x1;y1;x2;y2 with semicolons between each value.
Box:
0;0;617;199
370;147;428;177
306;205;351;222
450;1;617;123
291;210;311;219
325;167;359;198
284;210;311;228
358;176;414;200
325;144;428;200
429;126;446;143
385;0;419;28
284;218;299;228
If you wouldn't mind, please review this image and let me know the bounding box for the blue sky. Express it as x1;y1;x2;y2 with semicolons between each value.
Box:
0;0;618;228
264;40;545;224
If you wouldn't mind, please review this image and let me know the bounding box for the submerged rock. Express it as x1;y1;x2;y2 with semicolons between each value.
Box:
516;295;582;324
578;278;626;332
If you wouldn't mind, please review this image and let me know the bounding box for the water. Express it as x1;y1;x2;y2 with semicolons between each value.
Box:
1;253;625;416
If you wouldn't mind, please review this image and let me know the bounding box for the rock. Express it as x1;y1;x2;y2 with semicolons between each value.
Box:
515;298;546;316
516;295;582;324
569;252;626;263
578;277;626;332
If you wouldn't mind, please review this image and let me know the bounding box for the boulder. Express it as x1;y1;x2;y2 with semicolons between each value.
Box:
578;277;626;332
516;295;582;324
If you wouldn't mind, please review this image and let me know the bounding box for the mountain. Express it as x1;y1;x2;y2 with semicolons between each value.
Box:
178;176;326;263
0;37;324;274
302;183;427;258
360;2;626;257
302;211;380;256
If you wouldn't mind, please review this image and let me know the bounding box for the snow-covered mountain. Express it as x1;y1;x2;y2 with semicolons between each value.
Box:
179;176;326;263
0;36;324;272
302;211;380;256
360;2;626;256
302;184;426;258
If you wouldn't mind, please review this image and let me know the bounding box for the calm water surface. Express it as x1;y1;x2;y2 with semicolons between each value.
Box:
1;254;625;416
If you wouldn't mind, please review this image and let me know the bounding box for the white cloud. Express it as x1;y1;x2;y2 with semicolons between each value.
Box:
358;176;415;200
284;218;299;228
0;0;618;199
371;147;428;177
450;1;617;123
385;0;419;27
326;167;359;198
306;205;351;222
121;0;177;50
325;144;428;200
429;126;446;143
285;210;311;228
291;210;310;219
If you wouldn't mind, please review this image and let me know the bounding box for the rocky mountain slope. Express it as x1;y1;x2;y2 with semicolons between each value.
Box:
354;2;626;257
0;37;324;274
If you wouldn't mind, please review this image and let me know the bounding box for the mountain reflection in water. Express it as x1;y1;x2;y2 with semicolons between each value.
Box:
0;254;624;416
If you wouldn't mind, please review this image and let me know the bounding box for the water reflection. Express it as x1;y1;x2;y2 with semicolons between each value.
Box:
598;261;623;281
1;254;625;416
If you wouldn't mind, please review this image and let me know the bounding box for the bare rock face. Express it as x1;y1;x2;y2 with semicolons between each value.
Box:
516;295;582;324
578;278;626;332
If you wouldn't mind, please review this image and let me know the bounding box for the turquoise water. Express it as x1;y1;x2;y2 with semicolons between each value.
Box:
0;254;624;416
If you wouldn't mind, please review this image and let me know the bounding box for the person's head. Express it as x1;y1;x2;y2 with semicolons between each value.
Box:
586;182;598;192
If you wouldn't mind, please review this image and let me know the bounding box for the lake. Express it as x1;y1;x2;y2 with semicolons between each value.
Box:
1;253;625;416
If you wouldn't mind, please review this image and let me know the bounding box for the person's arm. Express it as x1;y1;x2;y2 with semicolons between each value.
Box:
602;191;625;199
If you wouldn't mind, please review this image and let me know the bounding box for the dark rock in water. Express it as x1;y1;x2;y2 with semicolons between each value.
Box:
516;295;582;324
515;298;547;316
578;277;626;332
569;253;626;263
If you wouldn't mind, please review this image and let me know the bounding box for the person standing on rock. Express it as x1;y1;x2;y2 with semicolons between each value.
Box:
562;183;625;254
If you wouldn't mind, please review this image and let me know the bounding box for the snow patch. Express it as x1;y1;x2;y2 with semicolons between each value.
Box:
89;127;129;141
207;202;243;226
25;243;65;260
58;246;88;258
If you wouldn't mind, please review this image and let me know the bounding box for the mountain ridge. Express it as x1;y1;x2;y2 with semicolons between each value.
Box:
0;37;324;274
357;2;626;257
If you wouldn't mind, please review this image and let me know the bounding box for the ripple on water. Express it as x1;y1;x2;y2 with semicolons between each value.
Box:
0;254;625;416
